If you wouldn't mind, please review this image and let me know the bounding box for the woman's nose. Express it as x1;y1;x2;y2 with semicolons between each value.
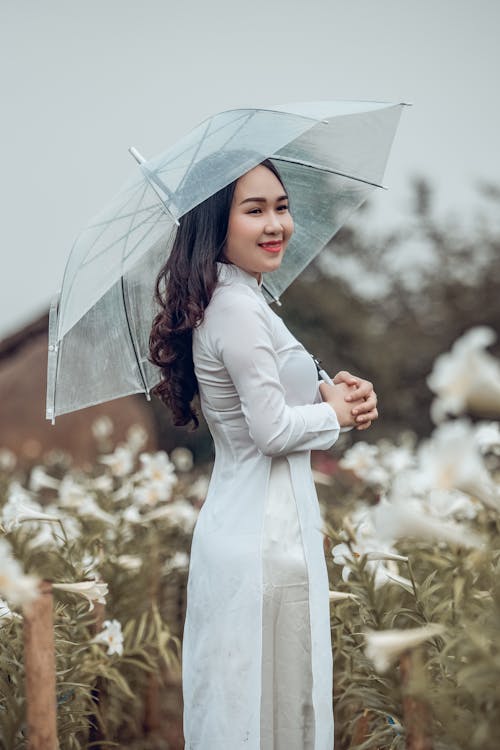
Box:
264;214;282;233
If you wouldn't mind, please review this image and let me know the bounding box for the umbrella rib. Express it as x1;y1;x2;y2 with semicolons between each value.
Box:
80;205;163;268
271;155;387;190
207;110;256;155
173;112;258;202
120;276;150;399
121;206;168;262
121;182;151;261
152;111;252;175
78;181;152;272
87;199;160;230
171;118;214;198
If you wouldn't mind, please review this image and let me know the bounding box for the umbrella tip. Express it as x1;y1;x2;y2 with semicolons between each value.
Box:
129;146;146;164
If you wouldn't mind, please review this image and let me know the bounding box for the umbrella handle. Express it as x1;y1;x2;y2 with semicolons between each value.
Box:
311;354;334;385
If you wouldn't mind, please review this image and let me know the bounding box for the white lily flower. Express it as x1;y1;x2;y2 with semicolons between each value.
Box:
29;466;61;492
92;618;124;656
427;488;478;520
58;476;92;508
29;523;58;550
133;481;165;507
0;538;40;608
138;452;177;484
373;497;483;550
0;596;21;624
312;469;333;486
77;496;115;525
378;442;416;478
339;442;389;488
112;480;134;503
133;452;177;506
115;554;142;571
331;508;411;590
2;484;60;532
126;424;148;454
187;475;210;502
428;327;500;422
364;623;445;673
142;499;198;531
332;541;411;590
417;420;500;511
164;551;190;573
52;580;108;611
100;445;135;477
122;505;142;524
170;447;194;473
0;449;16;472
328;590;359;602
91;416;114;440
91;474;114;493
474;421;500;456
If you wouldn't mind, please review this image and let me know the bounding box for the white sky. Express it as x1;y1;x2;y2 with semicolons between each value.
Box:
1;0;499;338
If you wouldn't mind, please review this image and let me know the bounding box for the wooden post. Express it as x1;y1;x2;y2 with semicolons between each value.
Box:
350;708;371;747
399;649;433;750
88;600;107;748
23;580;58;750
143;537;161;735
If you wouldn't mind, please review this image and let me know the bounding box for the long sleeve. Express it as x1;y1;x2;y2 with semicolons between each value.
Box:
209;291;340;457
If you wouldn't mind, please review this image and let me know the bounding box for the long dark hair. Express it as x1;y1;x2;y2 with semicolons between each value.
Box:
149;156;285;430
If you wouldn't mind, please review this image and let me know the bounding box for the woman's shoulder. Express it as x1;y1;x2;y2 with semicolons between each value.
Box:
207;280;265;318
195;282;269;346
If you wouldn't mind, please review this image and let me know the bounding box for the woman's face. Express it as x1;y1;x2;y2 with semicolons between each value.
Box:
223;165;294;280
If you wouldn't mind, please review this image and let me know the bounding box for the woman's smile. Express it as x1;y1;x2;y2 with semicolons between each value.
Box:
259;240;283;253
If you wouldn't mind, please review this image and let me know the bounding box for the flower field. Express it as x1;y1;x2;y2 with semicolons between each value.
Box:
1;327;500;749
322;327;500;749
0;423;204;748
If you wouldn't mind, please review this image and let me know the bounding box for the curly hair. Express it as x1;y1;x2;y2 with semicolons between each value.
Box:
149;156;285;430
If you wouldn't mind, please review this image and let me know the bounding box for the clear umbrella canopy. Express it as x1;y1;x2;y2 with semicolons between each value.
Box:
47;100;406;421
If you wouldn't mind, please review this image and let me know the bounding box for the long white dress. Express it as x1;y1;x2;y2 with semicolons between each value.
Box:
182;261;340;749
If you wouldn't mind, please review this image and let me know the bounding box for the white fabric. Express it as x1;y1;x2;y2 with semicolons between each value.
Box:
182;261;340;749
261;455;314;750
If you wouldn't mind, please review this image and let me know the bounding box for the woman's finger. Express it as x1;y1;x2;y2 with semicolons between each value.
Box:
352;394;378;415
355;408;379;425
333;370;359;387
347;380;374;401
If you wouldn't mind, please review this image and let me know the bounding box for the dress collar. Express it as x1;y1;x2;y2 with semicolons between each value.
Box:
216;261;263;292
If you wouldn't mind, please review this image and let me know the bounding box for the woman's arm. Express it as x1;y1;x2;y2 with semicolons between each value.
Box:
209;292;352;457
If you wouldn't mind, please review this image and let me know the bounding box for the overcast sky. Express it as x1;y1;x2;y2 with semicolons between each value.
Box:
1;0;499;338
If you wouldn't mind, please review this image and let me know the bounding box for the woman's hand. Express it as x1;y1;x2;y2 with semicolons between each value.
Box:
332;370;379;431
318;381;367;429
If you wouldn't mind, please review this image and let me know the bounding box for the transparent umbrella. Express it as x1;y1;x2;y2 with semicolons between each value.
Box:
46;100;408;422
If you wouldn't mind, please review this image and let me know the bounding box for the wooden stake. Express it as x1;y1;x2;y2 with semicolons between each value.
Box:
88;600;107;748
143;537;161;735
350;708;371;747
23;580;58;750
400;649;433;750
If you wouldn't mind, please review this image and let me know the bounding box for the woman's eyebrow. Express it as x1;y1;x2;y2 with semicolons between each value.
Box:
239;194;288;205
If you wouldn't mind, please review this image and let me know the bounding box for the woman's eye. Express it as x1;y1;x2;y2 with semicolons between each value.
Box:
248;205;289;215
278;205;289;211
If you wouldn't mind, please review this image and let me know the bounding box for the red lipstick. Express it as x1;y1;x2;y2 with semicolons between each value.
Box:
259;241;282;253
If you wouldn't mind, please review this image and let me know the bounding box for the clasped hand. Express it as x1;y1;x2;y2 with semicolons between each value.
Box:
319;370;378;431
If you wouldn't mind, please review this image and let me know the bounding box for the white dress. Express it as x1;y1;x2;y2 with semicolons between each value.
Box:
182;261;340;749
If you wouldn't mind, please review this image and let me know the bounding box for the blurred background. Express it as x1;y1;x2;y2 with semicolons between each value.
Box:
1;0;499;464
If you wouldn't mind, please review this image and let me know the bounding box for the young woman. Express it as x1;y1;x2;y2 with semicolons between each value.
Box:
150;158;378;750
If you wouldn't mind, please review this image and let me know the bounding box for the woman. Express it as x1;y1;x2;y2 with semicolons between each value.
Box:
150;158;378;749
